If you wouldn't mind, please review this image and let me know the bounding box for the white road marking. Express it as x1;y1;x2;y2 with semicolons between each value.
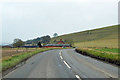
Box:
59;50;82;79
63;61;71;69
75;75;81;80
60;56;63;59
59;52;61;56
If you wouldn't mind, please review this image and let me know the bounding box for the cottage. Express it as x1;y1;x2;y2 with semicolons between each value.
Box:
44;44;71;48
57;39;65;44
44;39;71;48
23;42;38;48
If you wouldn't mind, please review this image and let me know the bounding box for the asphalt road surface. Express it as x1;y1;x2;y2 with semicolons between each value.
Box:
3;49;119;79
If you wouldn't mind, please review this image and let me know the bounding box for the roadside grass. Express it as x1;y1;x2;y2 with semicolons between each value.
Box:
1;48;65;72
95;48;119;53
75;48;120;65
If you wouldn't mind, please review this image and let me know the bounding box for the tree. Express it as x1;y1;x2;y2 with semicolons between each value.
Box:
25;35;51;44
13;38;20;43
53;40;56;42
38;42;42;48
41;35;51;44
13;38;25;48
53;33;58;37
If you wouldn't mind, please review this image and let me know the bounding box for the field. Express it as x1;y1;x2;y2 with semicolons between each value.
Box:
95;48;119;54
74;39;118;48
78;47;119;54
2;48;38;61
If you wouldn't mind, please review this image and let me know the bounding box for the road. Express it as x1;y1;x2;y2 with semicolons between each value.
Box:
3;49;119;79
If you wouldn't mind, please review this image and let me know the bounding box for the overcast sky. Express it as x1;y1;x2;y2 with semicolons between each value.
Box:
0;0;119;45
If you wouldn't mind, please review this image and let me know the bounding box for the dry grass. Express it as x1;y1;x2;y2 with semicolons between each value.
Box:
74;39;118;48
80;47;119;54
1;48;39;61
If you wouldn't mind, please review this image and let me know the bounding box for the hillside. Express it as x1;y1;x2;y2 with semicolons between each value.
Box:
50;25;119;48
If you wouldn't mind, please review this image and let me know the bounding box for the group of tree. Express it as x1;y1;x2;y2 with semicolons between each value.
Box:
37;42;42;48
13;33;58;48
13;38;25;48
26;35;51;45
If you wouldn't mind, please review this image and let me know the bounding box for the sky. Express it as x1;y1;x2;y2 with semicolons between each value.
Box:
0;0;119;45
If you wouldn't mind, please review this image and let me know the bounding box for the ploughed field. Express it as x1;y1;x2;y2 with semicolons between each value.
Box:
2;48;37;61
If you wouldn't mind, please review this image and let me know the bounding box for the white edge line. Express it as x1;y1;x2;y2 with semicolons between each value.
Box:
63;61;71;69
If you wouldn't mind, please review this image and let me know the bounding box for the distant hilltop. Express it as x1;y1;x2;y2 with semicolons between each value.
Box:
50;25;119;48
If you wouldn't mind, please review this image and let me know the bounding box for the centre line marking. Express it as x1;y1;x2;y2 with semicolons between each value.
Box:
59;52;61;56
75;75;81;80
60;56;63;59
63;61;71;69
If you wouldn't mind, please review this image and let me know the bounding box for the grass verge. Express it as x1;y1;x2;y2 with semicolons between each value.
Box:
75;48;120;66
1;48;62;72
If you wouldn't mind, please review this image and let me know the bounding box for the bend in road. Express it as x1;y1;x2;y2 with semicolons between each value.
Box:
3;49;119;79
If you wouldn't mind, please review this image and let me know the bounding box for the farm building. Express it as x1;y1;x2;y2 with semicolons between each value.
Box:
23;45;38;48
44;39;71;48
57;39;65;44
23;42;38;48
24;42;38;46
2;45;12;48
44;44;71;48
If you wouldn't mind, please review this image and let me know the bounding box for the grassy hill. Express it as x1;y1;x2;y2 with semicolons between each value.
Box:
50;25;119;48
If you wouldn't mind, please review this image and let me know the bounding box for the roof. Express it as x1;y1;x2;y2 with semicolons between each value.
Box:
23;46;38;48
57;41;65;44
25;42;32;44
57;39;65;44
